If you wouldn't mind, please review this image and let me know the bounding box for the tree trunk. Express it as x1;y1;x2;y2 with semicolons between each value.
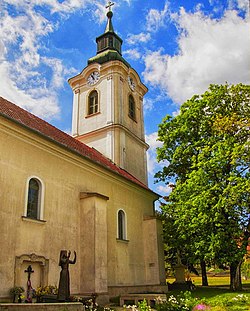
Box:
230;261;242;291
200;259;208;286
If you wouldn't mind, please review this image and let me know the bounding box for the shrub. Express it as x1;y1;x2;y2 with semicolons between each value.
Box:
9;286;25;303
35;285;58;297
138;299;152;311
155;291;199;311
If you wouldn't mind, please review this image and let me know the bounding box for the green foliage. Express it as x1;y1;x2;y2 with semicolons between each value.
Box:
208;294;249;310
155;291;199;311
156;83;250;288
241;261;250;280
9;286;24;297
36;284;58;297
9;286;25;303
124;290;250;311
138;299;152;311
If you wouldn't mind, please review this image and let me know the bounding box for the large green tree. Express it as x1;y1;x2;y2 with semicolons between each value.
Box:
156;83;250;290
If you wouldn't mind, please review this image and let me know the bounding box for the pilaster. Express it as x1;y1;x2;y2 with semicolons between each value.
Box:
72;88;80;137
79;192;109;294
143;216;165;285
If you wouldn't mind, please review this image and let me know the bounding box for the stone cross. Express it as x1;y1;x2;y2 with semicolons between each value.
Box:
106;1;114;12
25;265;34;302
24;265;34;280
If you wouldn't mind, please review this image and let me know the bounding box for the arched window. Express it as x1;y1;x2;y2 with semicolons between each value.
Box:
128;95;136;120
88;90;99;115
118;209;126;240
26;178;42;220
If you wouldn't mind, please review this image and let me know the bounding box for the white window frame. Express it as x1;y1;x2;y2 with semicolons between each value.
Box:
87;90;99;115
24;176;45;221
117;209;127;240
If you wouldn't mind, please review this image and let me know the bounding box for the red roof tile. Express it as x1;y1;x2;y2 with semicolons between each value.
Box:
0;96;152;191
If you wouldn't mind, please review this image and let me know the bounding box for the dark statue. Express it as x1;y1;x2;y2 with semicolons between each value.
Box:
57;250;76;301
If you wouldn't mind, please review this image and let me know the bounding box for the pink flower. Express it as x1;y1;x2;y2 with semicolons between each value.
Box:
193;304;210;310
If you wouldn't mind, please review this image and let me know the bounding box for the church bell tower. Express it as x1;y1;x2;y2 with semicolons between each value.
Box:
68;2;149;185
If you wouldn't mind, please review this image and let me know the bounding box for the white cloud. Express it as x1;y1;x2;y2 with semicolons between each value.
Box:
143;8;250;104
172;109;180;117
145;131;172;194
237;0;249;11
0;1;87;119
146;132;160;176
143;98;154;112
0;0;133;123
145;131;162;150
126;32;151;45
145;132;169;176
0;6;61;118
0;0;108;120
93;0;132;23
42;57;77;89
0;61;60;118
4;0;86;15
156;184;172;195
146;2;170;32
93;1;108;23
125;2;168;54
123;49;141;60
229;0;249;12
147;151;156;176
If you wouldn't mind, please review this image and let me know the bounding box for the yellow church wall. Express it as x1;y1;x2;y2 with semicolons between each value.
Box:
0;120;80;295
0;116;162;299
108;194;147;286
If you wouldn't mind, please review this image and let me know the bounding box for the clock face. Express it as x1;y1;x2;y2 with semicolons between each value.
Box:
128;76;135;91
87;71;100;85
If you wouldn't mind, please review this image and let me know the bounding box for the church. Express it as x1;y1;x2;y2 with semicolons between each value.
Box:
0;4;166;303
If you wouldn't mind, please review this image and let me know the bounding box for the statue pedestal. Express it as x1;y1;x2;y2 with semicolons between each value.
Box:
38;294;57;303
0;302;83;311
174;264;186;283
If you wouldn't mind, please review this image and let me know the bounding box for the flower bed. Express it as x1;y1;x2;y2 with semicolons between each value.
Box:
123;291;250;311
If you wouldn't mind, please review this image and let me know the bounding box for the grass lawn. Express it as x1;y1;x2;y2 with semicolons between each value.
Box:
194;287;250;310
167;276;250;287
166;276;250;310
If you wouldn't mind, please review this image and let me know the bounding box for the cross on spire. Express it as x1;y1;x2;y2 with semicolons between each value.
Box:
106;1;114;12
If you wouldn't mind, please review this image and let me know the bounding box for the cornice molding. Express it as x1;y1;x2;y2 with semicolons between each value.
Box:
75;123;149;150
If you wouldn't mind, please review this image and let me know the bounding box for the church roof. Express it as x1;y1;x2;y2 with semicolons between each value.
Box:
0;96;152;191
88;50;130;67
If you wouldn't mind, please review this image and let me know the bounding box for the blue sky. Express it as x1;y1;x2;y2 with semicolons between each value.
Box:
0;0;249;196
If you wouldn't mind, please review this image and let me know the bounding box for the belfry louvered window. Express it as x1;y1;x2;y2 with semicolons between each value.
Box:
128;95;136;120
